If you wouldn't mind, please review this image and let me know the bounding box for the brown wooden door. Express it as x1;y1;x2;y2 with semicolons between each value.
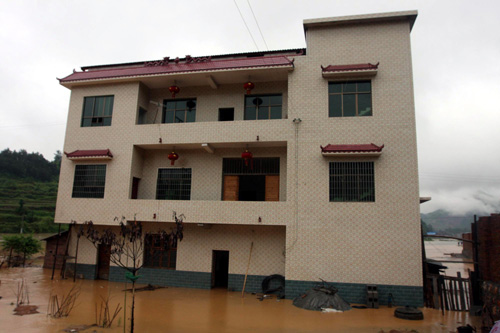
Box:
97;243;111;280
223;175;239;201
265;175;280;201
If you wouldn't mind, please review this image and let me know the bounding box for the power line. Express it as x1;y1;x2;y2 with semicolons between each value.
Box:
233;0;260;51
246;0;269;51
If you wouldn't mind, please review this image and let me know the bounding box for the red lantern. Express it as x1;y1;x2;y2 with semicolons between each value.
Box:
243;81;255;95
169;85;180;98
241;149;253;167
168;151;179;165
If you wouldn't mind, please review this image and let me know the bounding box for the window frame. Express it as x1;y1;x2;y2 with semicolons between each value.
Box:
155;168;192;200
71;164;107;198
244;94;282;120
81;95;114;127
329;161;375;202
328;81;372;117
143;234;177;269
162;99;196;123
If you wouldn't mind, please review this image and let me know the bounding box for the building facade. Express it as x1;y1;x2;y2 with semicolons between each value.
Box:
56;11;423;306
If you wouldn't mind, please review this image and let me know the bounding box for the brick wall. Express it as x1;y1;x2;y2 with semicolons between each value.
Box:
43;232;69;269
477;214;500;283
482;281;500;331
462;232;473;258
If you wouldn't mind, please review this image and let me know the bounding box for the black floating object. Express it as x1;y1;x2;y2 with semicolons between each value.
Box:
394;306;424;320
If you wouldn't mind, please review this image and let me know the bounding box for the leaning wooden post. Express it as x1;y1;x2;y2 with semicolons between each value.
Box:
73;231;80;282
241;242;254;298
51;223;61;280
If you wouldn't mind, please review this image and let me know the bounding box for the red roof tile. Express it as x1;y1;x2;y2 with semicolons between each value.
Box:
65;149;113;159
321;143;384;153
321;62;379;73
60;56;294;83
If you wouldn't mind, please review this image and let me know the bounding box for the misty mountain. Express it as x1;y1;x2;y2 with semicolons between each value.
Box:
421;209;486;236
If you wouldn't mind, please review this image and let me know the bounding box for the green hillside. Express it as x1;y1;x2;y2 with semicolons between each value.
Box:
421;209;476;236
0;149;63;233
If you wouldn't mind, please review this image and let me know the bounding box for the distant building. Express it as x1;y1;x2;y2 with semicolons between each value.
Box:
56;11;423;306
42;231;68;269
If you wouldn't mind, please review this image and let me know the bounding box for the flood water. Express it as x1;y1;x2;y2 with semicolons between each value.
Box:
424;239;474;277
0;265;479;332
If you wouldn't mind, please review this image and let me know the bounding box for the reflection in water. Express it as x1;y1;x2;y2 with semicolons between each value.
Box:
424;239;474;277
0;266;479;332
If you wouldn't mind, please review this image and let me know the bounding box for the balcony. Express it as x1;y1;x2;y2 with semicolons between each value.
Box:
124;145;290;225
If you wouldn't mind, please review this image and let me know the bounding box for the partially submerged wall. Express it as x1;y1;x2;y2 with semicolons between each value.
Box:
477;214;500;283
482;281;500;331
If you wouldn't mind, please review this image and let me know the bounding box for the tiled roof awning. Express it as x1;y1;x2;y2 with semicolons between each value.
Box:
65;149;113;160
321;143;384;156
60;55;295;84
321;62;379;78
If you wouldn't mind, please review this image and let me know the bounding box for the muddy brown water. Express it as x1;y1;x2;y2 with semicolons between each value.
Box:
0;241;479;333
424;239;474;277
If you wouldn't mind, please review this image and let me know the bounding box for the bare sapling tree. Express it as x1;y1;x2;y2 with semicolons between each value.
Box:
47;284;81;318
85;211;184;333
14;278;29;306
96;295;122;328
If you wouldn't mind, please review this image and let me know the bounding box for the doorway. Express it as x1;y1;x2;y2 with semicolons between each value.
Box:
239;175;265;201
219;108;234;121
212;250;229;288
131;177;140;199
97;243;111;280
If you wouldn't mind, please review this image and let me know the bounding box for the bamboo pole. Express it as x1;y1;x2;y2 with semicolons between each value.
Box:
51;224;62;280
241;242;254;298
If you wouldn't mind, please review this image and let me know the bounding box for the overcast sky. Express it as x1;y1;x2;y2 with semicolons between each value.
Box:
1;0;499;215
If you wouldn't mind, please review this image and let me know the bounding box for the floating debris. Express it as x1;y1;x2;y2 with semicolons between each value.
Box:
62;324;97;332
13;305;39;316
293;280;351;312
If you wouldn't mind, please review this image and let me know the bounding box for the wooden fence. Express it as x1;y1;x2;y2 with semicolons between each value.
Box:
426;271;472;311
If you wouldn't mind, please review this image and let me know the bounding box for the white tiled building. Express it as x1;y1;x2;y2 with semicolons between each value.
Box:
56;11;423;305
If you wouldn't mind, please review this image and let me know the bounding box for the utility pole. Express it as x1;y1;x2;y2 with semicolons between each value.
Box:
18;199;25;234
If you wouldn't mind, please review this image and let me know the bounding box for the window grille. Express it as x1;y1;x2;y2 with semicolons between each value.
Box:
223;158;280;175
72;165;106;198
329;162;374;202
156;168;192;200
144;234;177;269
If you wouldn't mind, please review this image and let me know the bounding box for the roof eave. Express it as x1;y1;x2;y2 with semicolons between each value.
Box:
322;69;378;78
321;152;382;157
59;64;295;88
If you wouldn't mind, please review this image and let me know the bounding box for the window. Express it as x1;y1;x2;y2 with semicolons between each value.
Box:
156;168;192;200
219;108;234;121
329;162;374;202
244;94;282;120
328;81;372;117
81;96;114;127
144;234;177;269
72;165;106;198
162;99;196;123
137;107;147;124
